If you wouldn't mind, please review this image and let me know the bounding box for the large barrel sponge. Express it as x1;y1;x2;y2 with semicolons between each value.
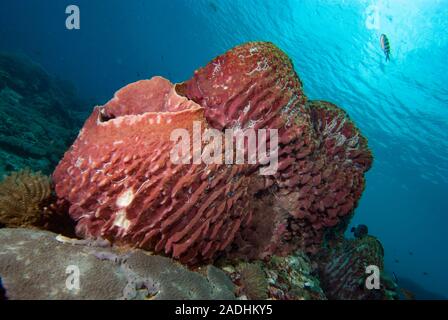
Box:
53;76;253;265
53;42;372;264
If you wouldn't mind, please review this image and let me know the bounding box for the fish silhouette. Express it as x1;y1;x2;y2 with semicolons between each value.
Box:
350;224;368;239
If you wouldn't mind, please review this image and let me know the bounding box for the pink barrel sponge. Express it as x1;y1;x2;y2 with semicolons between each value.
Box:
180;42;372;258
53;42;372;264
53;77;253;265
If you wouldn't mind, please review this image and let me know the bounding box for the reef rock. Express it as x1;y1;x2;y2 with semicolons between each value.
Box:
0;53;83;178
53;42;372;264
0;228;235;300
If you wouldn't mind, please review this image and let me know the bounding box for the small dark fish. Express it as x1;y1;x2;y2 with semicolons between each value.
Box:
409;251;413;256
350;224;368;239
423;272;429;276
209;1;218;12
392;272;399;283
394;259;400;263
380;34;391;62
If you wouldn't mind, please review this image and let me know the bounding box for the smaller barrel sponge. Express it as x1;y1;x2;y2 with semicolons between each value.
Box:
316;235;398;300
0;168;51;227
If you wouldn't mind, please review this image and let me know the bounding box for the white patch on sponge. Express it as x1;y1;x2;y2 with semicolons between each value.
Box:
116;188;134;208
113;209;131;230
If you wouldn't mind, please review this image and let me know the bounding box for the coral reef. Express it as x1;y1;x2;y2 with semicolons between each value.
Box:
0;228;235;300
0;53;83;177
0;168;75;235
263;253;326;300
53;41;372;264
316;235;399;300
221;251;325;300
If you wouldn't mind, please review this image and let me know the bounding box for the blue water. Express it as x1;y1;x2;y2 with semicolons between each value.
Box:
1;0;447;298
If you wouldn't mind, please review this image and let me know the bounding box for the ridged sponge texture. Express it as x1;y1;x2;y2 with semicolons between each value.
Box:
53;77;253;265
180;42;373;258
53;42;373;264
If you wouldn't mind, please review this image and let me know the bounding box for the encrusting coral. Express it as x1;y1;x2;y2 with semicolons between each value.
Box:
0;228;235;300
53;42;373;265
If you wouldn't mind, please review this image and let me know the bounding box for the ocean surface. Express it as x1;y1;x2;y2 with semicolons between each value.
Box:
0;0;447;298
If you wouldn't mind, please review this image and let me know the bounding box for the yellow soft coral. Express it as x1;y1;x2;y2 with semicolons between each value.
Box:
0;168;51;227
